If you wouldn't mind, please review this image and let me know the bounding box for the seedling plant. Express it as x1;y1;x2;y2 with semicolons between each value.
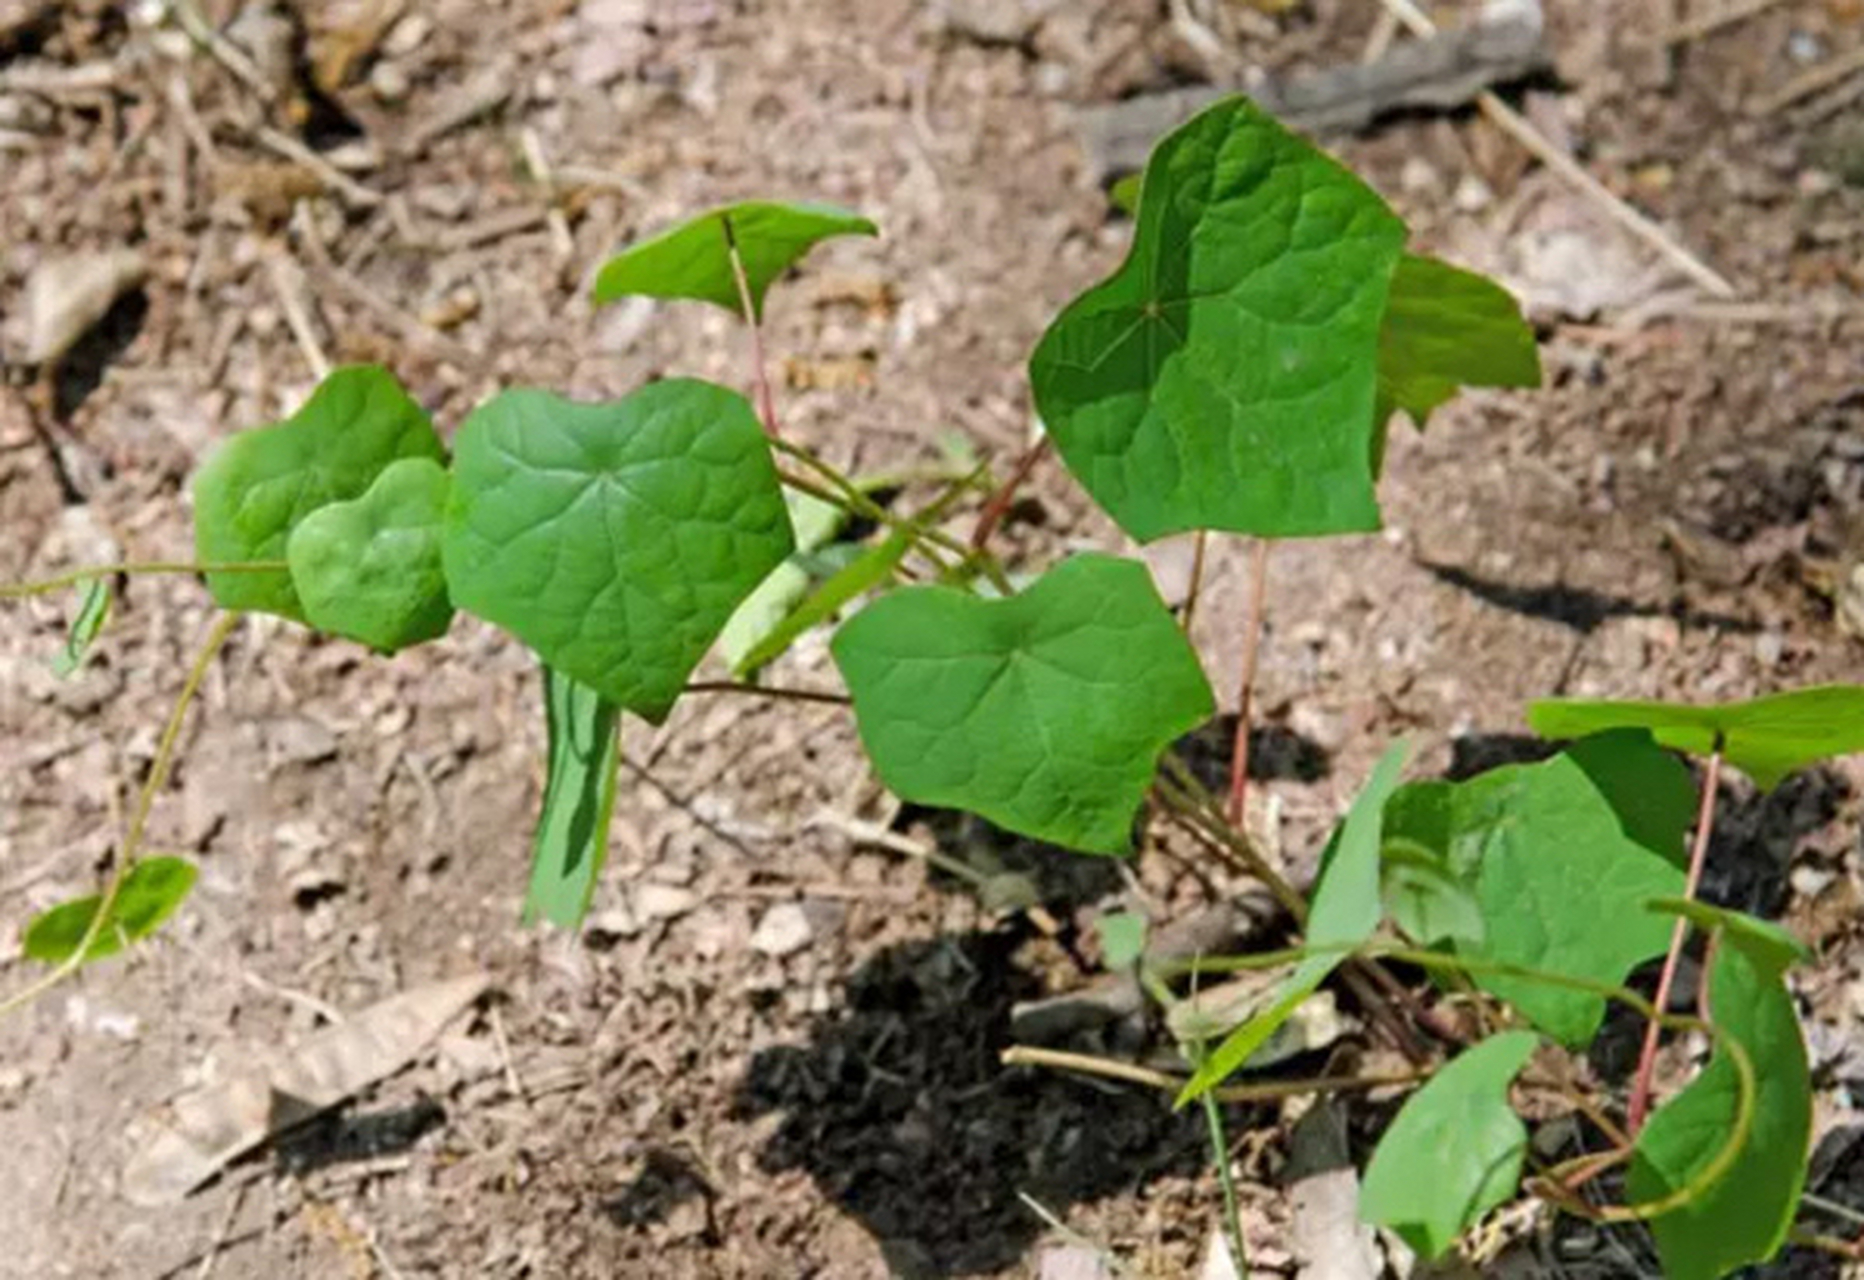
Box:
6;96;1864;1277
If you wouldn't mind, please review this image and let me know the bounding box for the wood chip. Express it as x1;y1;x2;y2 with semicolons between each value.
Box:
13;248;146;366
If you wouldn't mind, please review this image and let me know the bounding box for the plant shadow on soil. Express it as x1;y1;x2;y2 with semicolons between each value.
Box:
726;725;1332;1275
734;922;1233;1277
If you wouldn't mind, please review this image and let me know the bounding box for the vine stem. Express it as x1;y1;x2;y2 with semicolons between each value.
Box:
721;215;779;438
1226;539;1271;828
1000;1043;1428;1101
968;436;1051;552
682;680;849;706
1626;741;1724;1136
0;610;241;1022
0;560;288;600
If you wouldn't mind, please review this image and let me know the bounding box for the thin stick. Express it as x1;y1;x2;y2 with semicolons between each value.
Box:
0;612;241;1021
1750;44;1864;116
969;436;1051;551
721;216;779;438
264;253;330;381
682;680;850;706
1000;1043;1428;1102
0;560;288;600
1226;539;1270;827
1376;0;1737;298
1656;0;1788;46
1626;743;1724;1135
253;127;383;209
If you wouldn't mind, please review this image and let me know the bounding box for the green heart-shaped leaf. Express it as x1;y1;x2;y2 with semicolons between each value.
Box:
1629;919;1811;1280
831;553;1214;854
1376;253;1541;436
1530;685;1864;790
192;365;445;620
592;201;878;319
1360;1030;1539;1259
1392;730;1695;1046
1030;95;1407;541
441;379;794;722
286;457;454;653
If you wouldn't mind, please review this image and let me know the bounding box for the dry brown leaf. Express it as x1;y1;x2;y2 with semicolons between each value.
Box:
121;974;487;1206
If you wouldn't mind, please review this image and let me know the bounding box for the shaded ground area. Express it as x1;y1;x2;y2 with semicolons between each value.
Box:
3;0;1864;1276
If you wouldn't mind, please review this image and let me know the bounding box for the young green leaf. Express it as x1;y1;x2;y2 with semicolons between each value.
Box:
286;457;454;654
1628;921;1811;1280
735;526;913;676
831;553;1214;855
193;365;445;620
1177;741;1409;1103
1430;731;1694;1045
1530;685;1864;790
524;665;622;929
50;577;110;678
23;857;198;965
442;379;795;723
1107;173;1142;217
1098;911;1148;971
717;490;848;674
591;201;878;319
1029;95;1407;541
1646;897;1812;974
1359;1029;1539;1259
1375;253;1541;435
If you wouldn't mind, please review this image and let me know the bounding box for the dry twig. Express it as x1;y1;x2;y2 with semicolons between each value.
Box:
1377;0;1737;298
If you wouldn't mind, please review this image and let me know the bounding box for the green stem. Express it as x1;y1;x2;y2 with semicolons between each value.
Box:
0;610;241;1021
0;560;288;600
1199;1072;1248;1272
721;213;780;439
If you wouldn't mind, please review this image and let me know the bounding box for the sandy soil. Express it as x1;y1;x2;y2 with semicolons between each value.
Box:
3;0;1864;1276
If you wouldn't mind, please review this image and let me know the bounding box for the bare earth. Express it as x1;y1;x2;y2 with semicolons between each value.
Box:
3;1;1864;1277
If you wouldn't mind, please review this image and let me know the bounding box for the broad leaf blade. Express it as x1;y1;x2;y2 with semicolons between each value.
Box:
1446;730;1694;1045
286;457;454;653
1375;253;1540;437
592;201;878;319
24;857;198;965
50;577;110;678
1030;95;1407;541
1178;742;1409;1103
442;379;795;722
193;365;445;620
1360;1029;1539;1259
832;553;1214;854
1629;921;1811;1280
1530;685;1864;790
524;666;622;929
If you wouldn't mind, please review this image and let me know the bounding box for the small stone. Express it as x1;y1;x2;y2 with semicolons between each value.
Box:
633;883;698;922
12;248;146;365
1453;173;1494;213
1755;631;1786;667
1791;863;1835;899
266;716;338;768
751;902;814;958
1038;1245;1114;1280
584;905;641;941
